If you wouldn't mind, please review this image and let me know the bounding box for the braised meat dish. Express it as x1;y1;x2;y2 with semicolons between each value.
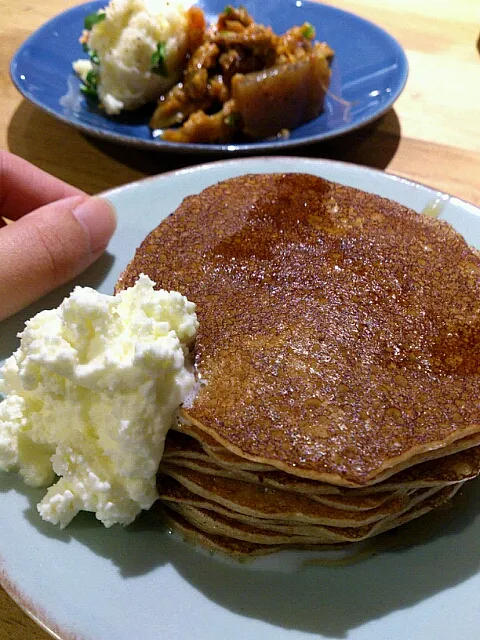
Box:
150;5;334;143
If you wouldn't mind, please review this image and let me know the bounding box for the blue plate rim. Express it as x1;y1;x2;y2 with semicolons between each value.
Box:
10;0;409;155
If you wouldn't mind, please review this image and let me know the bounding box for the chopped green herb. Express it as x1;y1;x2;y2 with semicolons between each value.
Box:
80;68;99;98
84;11;106;31
82;42;100;65
224;112;240;127
301;23;315;39
89;49;100;64
223;5;233;14
151;42;168;76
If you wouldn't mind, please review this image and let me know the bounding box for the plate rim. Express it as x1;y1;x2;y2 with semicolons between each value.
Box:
101;155;465;207
9;0;409;155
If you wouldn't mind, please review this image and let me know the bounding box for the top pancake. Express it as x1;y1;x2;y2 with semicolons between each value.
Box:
117;173;480;487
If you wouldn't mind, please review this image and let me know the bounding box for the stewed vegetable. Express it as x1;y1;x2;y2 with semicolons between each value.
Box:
150;5;334;143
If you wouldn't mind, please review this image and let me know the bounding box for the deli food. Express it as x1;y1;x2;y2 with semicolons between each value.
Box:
117;173;480;556
74;3;334;142
74;0;193;115
150;5;334;142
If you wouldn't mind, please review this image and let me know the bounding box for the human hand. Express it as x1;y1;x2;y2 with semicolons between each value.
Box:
0;150;117;322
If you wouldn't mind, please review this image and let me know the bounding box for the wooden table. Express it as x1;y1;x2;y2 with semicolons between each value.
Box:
0;0;479;637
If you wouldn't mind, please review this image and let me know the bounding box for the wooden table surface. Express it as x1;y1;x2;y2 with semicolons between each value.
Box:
0;0;479;637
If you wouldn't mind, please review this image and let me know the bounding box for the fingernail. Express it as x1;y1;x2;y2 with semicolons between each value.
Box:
72;197;117;254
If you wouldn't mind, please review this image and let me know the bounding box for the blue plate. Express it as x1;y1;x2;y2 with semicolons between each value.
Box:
10;0;408;154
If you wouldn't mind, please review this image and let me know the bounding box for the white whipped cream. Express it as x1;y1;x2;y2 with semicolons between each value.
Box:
0;274;198;528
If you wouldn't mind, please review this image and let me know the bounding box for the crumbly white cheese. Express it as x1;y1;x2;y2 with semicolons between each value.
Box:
74;0;191;114
0;275;198;528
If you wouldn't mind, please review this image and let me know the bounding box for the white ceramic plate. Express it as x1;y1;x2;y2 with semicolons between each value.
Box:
1;157;480;640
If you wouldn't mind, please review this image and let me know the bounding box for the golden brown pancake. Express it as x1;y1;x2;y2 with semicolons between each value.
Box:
255;444;480;494
118;172;480;555
164;485;453;544
118;173;480;487
170;425;276;471
167;502;342;545
157;471;451;537
160;455;403;510
157;484;462;556
158;464;423;527
164;428;480;493
159;506;340;557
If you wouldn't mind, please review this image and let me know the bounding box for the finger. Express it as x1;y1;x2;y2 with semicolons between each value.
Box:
0;194;117;321
0;151;84;221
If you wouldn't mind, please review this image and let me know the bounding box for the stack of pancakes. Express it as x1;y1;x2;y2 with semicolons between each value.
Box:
117;173;480;557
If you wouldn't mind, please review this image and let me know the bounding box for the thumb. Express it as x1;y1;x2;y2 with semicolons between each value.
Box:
0;194;117;321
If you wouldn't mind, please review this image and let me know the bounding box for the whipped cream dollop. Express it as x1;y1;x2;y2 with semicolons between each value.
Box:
0;274;198;528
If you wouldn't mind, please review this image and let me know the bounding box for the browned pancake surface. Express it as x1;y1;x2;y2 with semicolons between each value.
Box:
160;483;461;557
118;173;480;486
158;464;412;526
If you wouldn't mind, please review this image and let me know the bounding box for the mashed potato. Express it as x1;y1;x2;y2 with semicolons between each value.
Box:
74;0;191;114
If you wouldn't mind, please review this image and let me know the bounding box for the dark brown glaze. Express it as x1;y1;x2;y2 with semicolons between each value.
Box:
117;173;480;486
